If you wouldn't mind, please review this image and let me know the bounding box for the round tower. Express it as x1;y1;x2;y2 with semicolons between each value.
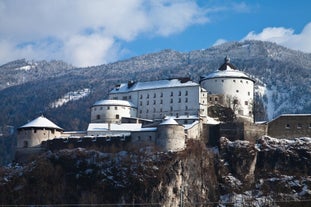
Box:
91;99;137;123
17;116;63;148
156;117;185;151
200;57;255;120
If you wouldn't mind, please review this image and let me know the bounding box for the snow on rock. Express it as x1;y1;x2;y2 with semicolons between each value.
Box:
49;88;90;108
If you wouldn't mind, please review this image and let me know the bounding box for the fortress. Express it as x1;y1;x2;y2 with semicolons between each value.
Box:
15;57;311;158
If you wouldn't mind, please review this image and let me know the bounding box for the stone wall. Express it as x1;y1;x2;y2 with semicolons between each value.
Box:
268;115;311;138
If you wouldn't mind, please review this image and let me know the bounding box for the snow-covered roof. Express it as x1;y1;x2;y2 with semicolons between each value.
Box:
206;116;220;125
184;121;199;130
19;116;63;130
87;123;142;132
270;114;311;123
110;78;199;94
93;99;136;108
159;117;179;125
201;57;254;82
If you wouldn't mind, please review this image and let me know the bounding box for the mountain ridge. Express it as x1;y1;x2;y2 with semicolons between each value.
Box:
0;40;310;131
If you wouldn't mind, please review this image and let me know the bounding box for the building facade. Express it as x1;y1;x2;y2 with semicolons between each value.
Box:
200;57;255;121
109;78;208;120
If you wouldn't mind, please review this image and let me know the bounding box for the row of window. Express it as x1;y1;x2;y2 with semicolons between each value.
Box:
285;123;311;129
140;98;189;106
139;105;191;114
140;91;189;99
93;106;135;111
96;114;120;120
215;79;249;84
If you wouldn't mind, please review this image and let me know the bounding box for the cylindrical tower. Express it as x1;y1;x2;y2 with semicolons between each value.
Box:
200;57;255;120
17;116;63;148
91;99;137;123
156;118;185;151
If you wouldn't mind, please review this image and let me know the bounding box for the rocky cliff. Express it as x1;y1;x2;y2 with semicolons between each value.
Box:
1;137;311;206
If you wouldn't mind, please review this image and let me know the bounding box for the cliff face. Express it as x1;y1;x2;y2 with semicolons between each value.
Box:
1;137;311;206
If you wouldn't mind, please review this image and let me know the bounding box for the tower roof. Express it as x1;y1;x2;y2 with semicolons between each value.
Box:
200;56;254;82
19;116;63;130
218;56;237;71
159;117;179;125
93;99;136;108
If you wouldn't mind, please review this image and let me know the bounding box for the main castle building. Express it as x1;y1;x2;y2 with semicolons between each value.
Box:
16;57;257;155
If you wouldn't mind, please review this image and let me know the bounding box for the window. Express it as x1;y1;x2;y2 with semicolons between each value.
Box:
170;99;173;103
153;100;156;105
170;106;173;111
122;96;127;100
129;96;131;100
149;136;152;141
139;110;142;114
171;92;173;96
34;129;37;133
107;106;110;110
160;92;163;97
233;99;238;105
178;98;181;103
215;97;218;101
221;80;224;82
115;106;118;110
140;94;143;99
245;101;248;105
178;91;181;96
240;80;243;83
286;123;292;129
309;123;311;128
233;80;236;82
96;115;100;120
185;91;188;96
100;107;103;110
236;90;239;93
154;93;156;98
215;80;217;82
185;106;188;110
140;101;142;106
147;94;149;98
185;98;188;103
246;81;248;84
297;123;302;129
147;100;149;105
116;114;120;119
23;141;28;148
94;107;97;111
248;92;250;96
160;108;162;112
160;99;163;104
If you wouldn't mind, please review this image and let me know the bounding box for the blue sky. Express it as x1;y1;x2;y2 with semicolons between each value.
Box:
0;0;310;67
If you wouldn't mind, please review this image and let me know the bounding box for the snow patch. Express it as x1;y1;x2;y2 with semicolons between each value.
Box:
49;88;91;108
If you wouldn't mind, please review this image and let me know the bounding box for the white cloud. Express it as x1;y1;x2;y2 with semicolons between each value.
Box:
0;0;209;67
242;22;311;53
